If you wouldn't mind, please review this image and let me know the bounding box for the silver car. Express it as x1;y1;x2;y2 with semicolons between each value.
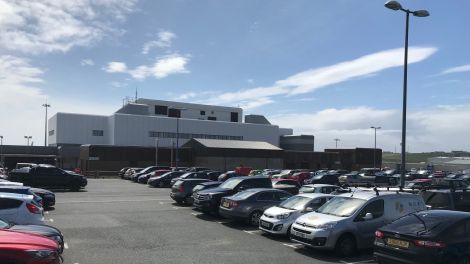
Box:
259;193;333;235
290;190;426;256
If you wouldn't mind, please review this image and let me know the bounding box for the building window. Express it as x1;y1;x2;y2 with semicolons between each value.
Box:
155;105;168;115
208;116;217;121
231;112;238;122
200;110;205;115
92;130;104;136
48;130;55;136
148;131;242;141
168;108;181;118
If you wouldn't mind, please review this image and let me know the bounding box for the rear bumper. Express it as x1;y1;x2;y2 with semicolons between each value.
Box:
218;207;247;221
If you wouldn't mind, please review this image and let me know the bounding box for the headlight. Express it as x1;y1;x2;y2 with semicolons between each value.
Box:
276;212;292;219
26;249;55;258
314;222;337;230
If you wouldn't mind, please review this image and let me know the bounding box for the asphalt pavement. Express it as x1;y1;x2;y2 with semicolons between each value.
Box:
47;179;376;264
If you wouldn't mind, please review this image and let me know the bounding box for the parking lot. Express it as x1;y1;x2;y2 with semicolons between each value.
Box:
48;179;376;264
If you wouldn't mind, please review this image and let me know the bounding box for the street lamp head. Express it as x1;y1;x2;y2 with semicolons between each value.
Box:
377;126;382;130
413;10;430;17
384;1;402;11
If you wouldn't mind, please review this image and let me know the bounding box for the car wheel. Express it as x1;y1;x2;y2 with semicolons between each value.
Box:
249;211;262;226
158;181;165;188
286;224;292;237
335;234;356;257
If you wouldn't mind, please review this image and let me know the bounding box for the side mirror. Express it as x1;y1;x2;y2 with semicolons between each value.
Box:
363;213;374;221
304;207;314;213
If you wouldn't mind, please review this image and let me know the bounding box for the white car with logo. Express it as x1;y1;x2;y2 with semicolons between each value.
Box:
260;193;334;235
0;192;44;225
289;190;425;256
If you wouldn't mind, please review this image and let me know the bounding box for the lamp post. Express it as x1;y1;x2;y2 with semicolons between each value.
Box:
385;0;429;188
155;138;159;166
334;138;340;149
24;136;32;146
172;108;187;169
371;126;382;169
42;102;51;146
0;135;3;167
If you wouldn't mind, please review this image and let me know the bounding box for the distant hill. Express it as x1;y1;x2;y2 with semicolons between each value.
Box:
383;151;470;164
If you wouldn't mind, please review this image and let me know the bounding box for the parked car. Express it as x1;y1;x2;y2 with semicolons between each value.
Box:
130;166;164;182
358;168;382;176
186;167;210;172
305;173;340;185
0;186;43;207
290;190;426;256
405;179;433;189
0;219;64;254
148;171;186;187
374;210;470;264
219;188;292;226
422;189;470;212
170;179;210;204
299;184;339;194
193;176;272;214
0;229;62;264
260;193;334;235
192;181;222;198
0;193;44;225
204;171;223;181
30;188;55;209
287;172;311;184
272;179;300;195
217;171;241;182
118;167;131;178
138;169;171;184
15;163;37;169
170;172;210;187
8;164;87;191
123;167;143;180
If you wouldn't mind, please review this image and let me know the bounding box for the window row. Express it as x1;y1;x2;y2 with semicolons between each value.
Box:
148;131;242;141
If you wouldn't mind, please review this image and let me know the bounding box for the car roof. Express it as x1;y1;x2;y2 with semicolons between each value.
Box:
302;184;337;188
417;209;470;221
0;186;30;190
297;193;335;199
239;188;283;193
337;190;418;200
0;192;33;201
229;176;270;180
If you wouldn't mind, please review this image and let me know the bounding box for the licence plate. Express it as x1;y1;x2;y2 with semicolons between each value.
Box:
387;238;409;248
294;231;307;239
260;221;270;228
222;201;230;208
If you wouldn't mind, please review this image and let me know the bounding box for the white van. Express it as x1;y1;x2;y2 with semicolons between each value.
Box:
290;190;425;256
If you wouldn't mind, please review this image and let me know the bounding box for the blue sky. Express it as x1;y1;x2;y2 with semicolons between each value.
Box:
0;0;469;152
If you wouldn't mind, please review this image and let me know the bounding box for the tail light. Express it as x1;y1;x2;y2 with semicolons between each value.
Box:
178;185;184;192
26;203;41;214
375;230;385;239
414;240;446;248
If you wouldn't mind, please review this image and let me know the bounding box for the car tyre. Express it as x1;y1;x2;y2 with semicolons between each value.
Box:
335;234;356;257
286;224;292;237
249;210;262;226
158;181;165;188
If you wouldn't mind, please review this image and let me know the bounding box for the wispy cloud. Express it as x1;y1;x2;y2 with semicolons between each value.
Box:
441;64;470;75
142;31;177;54
80;59;95;66
0;0;138;54
187;46;437;109
104;54;190;80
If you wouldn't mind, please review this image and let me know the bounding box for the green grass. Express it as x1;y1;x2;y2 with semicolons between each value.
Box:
382;152;451;164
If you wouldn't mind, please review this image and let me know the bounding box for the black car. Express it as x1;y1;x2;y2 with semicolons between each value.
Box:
0;219;65;253
219;188;292;226
192;181;222;195
218;171;241;182
130;166;163;182
186;167;210;172
421;189;470;212
193;176;272;214
374;210;470;264
204;171;223;181
170;172;209;187
305;173;340;185
30;187;55;208
148;171;186;187
170;179;211;204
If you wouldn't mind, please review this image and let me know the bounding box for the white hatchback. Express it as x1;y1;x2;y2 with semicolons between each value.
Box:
259;193;334;235
0;192;44;225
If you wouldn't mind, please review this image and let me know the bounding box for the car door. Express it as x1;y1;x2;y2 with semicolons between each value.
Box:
0;198;22;223
353;199;386;247
255;191;277;211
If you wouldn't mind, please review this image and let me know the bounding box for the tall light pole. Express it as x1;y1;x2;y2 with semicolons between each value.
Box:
24;136;32;146
42;102;51;146
371;126;382;169
172;107;187;169
0;135;3;167
334;138;340;149
155;138;159;166
385;1;429;188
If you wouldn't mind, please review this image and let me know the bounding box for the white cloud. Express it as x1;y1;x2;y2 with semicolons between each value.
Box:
441;64;470;74
189;46;437;109
104;62;128;73
80;59;95;66
0;0;137;54
105;54;190;80
269;105;470;152
142;31;177;54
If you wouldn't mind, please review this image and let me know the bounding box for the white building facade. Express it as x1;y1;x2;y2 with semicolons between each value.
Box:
48;99;293;148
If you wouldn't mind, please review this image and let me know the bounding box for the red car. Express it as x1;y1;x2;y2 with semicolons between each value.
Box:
0;229;62;264
287;172;311;183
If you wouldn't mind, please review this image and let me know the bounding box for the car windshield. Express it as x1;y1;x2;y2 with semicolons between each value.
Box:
180;173;193;178
193;185;205;192
280;170;291;175
0;219;10;228
279;196;312;210
231;190;256;199
316;197;366;217
299;186;315;193
219;178;243;190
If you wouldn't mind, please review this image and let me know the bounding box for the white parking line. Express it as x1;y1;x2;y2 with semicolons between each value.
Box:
57;198;170;204
159;201;165;205
44;211;49;215
48;218;54;223
191;212;202;216
243;230;262;235
282;242;302;249
172;206;180;210
64;243;69;249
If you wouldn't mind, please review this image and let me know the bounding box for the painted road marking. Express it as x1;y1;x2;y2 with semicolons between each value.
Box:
282;242;303;249
56;198;170;204
191;212;202;216
243;230;262;235
64;243;69;249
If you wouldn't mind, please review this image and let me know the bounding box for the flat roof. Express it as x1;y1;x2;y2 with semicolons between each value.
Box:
190;138;282;150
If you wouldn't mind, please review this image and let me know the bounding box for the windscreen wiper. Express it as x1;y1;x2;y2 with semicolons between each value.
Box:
411;213;428;235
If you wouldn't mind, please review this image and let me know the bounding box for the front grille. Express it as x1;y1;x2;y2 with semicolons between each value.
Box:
260;220;273;230
291;234;313;245
196;194;210;201
293;227;311;234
